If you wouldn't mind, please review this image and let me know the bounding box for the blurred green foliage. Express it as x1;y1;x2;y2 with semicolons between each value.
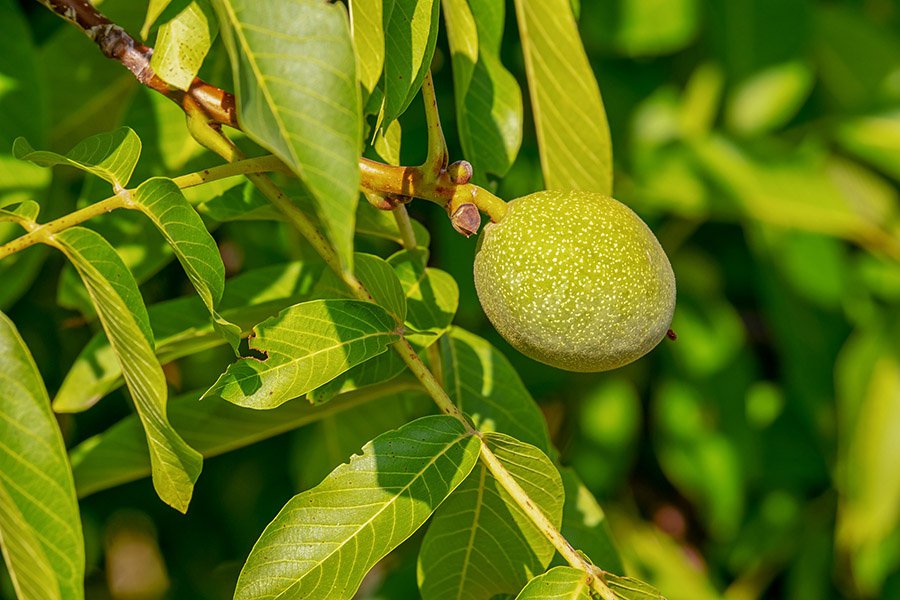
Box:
3;0;900;598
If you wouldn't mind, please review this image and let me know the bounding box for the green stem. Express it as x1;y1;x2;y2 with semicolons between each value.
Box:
170;154;289;189
420;70;449;176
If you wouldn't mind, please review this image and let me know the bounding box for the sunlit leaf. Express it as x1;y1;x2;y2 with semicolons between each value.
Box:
141;0;175;38
203;299;401;409
0;312;84;600
383;0;440;121
444;0;522;177
13;127;141;190
514;567;591;600
442;327;552;452
212;0;361;270
234;415;481;600
350;0;390;101
71;380;421;498
512;0;612;193
725;61;814;135
354;252;407;322
150;0;219;91
47;227;201;512
418;432;563;600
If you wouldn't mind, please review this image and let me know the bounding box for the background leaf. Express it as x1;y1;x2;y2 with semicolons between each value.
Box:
418;432;564;600
71;380;421;498
212;0;362;271
13;127;141;190
234;415;481;600
512;0;612;193
203;299;401;409
0;312;84;600
48;227;202;512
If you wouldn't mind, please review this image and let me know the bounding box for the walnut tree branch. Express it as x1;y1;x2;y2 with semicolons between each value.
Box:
37;0;237;128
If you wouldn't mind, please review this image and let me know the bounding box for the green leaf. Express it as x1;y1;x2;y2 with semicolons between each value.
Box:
203;299;401;409
54;260;325;413
350;0;390;100
383;0;440;121
354;252;407;322
373;118;402;165
418;432;564;600
71;380;421;498
388;248;458;342
47;227;201;512
141;0;175;38
835;111;900;183
0;312;84;600
557;468;624;574
13;127;141;190
512;0;613;193
197;181;282;222
0;201;39;227
514;567;591;600
441;327;552;452
444;0;523;176
725;61;814;135
150;0;219;91
212;0;362;271
234;415;481;600
583;0;700;58
130;177;240;350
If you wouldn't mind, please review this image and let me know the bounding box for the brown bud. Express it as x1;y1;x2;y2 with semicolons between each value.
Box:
666;328;678;341
447;160;473;185
450;203;481;237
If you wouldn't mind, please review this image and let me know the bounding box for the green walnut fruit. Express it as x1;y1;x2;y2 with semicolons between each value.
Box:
473;190;676;372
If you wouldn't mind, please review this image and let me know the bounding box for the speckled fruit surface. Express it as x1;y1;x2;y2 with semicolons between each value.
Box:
473;190;676;372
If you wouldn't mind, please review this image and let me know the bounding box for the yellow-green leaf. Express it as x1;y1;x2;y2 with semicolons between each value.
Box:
150;0;218;91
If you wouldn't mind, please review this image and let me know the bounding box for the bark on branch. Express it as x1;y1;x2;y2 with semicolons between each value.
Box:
37;0;238;128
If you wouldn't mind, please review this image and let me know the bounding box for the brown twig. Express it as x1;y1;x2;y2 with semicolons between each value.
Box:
37;0;237;128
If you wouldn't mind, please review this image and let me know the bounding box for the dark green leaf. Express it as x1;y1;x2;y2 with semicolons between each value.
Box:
212;0;362;270
0;312;84;600
71;380;421;498
234;415;481;600
557;468;624;574
444;0;523;176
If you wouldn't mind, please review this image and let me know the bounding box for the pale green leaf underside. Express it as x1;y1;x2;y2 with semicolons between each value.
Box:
384;0;440;121
131;177;240;350
513;0;613;193
514;567;591;600
442;327;552;452
444;0;523;176
70;380;421;498
212;0;361;270
13;126;141;190
150;0;218;91
203;299;400;409
234;415;481;600
418;432;563;600
0;312;84;600
53;260;324;413
48;227;201;512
